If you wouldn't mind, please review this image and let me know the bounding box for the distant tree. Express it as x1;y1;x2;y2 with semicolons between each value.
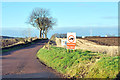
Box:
27;8;56;38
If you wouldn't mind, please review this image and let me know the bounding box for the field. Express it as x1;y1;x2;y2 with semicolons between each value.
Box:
37;46;119;78
81;37;120;46
55;37;119;56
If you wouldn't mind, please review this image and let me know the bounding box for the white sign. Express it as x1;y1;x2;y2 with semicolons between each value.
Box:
67;32;76;49
61;39;67;46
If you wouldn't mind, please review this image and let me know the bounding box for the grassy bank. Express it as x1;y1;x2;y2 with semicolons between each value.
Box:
1;39;48;53
36;47;119;78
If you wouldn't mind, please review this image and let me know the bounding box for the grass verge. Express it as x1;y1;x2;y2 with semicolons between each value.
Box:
1;39;47;53
36;46;119;78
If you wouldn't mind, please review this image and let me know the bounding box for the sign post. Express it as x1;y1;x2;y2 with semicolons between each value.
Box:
67;32;76;52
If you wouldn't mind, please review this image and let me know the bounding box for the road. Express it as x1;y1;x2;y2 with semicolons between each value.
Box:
1;40;63;78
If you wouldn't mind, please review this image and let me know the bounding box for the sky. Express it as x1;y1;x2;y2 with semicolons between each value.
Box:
1;2;118;38
1;0;119;2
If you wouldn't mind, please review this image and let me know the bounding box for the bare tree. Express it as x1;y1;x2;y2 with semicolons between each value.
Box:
27;8;56;39
42;17;56;38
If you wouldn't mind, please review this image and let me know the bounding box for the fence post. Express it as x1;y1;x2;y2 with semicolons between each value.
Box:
67;49;69;52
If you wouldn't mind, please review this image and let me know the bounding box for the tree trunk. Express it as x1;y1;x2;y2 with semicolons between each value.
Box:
42;33;43;38
45;29;47;39
39;29;42;39
42;30;44;38
43;32;45;38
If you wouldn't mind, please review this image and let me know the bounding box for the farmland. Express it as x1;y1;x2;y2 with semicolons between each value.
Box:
81;37;120;46
55;37;119;57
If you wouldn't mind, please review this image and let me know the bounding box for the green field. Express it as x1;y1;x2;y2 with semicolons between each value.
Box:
37;46;119;78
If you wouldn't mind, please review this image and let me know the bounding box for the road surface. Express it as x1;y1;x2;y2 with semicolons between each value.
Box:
1;40;63;78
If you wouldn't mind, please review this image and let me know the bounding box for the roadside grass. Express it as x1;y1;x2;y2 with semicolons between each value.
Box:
86;56;119;78
36;46;119;78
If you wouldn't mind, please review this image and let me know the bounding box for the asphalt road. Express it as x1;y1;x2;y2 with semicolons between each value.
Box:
1;40;63;78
